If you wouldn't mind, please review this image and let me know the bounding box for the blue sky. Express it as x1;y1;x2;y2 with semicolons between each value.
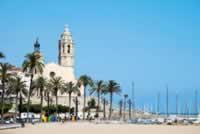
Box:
0;0;200;113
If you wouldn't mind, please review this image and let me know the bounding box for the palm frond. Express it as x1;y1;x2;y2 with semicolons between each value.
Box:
0;52;5;58
22;52;44;75
7;75;27;97
106;80;121;94
49;76;64;95
62;81;79;95
0;63;12;82
78;75;93;87
90;80;106;95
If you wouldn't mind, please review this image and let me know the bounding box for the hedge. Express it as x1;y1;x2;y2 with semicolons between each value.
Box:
0;104;12;114
19;104;70;114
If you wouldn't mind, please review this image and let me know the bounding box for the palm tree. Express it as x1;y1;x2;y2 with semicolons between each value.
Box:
0;63;11;123
49;76;63;114
7;76;27;121
0;52;5;59
78;75;93;120
62;82;79;117
35;76;47;122
22;52;44;122
123;94;128;120
106;80;121;120
90;80;106;117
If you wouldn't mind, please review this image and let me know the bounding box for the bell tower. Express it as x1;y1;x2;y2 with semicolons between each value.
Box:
58;25;74;68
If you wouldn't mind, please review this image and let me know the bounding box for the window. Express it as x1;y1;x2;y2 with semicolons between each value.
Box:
68;45;71;54
49;71;56;78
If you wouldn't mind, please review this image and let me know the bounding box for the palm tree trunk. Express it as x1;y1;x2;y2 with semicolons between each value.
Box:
55;91;58;115
69;93;71;118
19;93;23;119
129;102;131;119
47;93;50;115
1;80;5;123
109;92;113;120
83;87;86;120
97;91;100;117
103;99;106;119
40;90;43;122
75;96;78;120
27;74;33;123
123;98;126;121
15;93;19;123
27;94;31;122
119;102;122;118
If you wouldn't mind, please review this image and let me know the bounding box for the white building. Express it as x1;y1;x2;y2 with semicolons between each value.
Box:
31;25;85;106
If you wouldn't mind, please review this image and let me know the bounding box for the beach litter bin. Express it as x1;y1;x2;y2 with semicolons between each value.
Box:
72;116;75;121
42;115;47;122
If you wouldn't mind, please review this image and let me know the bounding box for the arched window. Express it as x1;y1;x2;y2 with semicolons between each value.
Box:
49;71;56;78
68;45;71;54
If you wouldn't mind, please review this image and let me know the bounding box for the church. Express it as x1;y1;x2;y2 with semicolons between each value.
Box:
32;25;84;106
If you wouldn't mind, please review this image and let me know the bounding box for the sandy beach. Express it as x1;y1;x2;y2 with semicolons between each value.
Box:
0;123;199;134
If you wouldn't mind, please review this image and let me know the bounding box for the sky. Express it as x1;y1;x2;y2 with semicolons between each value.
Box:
0;0;200;113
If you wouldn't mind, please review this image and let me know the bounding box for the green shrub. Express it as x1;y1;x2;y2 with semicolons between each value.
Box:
19;104;70;114
20;104;41;113
30;104;41;113
88;98;96;108
43;105;56;114
0;103;12;113
43;105;70;114
57;105;70;113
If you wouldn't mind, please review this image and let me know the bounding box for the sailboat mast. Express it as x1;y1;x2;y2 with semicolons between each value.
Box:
157;92;160;115
176;93;178;116
195;89;198;115
132;81;135;115
166;85;169;117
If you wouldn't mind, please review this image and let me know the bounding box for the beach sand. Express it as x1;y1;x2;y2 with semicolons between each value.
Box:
0;122;199;134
